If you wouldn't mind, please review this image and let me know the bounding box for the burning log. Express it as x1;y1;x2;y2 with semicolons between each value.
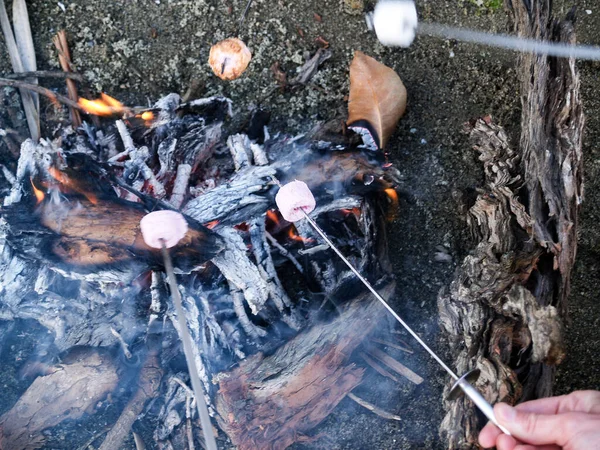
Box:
215;283;394;450
2;152;223;279
438;2;583;447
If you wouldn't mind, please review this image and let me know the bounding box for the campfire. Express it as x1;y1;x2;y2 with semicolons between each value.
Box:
0;32;423;446
0;1;586;449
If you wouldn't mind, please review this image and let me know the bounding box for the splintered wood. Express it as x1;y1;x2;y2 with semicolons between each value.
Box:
437;2;583;447
215;285;393;450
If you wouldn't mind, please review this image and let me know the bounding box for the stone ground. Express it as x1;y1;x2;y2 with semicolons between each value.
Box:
0;0;599;449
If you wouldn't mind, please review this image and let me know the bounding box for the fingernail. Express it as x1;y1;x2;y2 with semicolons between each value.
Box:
495;403;516;422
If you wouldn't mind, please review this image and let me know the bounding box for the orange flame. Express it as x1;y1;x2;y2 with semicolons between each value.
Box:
385;188;398;205
287;226;314;244
384;188;399;221
78;93;129;117
204;220;220;230
48;167;98;205
30;178;44;204
140;111;154;121
266;210;279;225
341;207;361;218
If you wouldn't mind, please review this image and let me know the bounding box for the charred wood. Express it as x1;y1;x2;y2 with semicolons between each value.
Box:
215;283;394;450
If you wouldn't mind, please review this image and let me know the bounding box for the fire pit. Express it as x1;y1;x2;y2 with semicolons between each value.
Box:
0;0;591;449
0;77;419;447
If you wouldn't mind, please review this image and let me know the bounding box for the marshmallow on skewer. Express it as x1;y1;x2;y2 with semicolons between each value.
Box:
371;0;418;47
275;180;316;222
140;210;189;249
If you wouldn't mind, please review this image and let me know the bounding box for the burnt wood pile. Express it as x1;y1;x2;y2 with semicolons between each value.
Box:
0;93;409;449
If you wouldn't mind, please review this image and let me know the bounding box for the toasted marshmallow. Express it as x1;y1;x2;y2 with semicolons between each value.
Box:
140;210;188;249
275;180;316;222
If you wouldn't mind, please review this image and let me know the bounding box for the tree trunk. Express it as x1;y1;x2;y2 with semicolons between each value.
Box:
438;1;583;447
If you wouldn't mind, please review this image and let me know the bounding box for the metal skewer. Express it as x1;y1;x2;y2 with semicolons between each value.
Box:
300;210;511;436
160;240;218;450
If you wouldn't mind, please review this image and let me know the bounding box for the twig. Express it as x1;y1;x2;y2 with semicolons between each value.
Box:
238;0;253;31
370;348;424;384
132;432;146;450
347;393;402;421
12;0;38;113
172;376;195;397
2;70;84;81
265;231;304;274
372;337;413;354
0;77;84;111
359;351;400;383
185;396;195;450
110;327;132;360
169;163;192;209
53;30;82;127
98;348;162;450
0;0;39;140
0;164;16;185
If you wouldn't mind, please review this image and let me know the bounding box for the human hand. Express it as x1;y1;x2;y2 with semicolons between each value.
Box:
479;390;600;450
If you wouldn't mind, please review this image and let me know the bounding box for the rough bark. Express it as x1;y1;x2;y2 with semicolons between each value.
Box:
214;283;394;450
0;348;119;450
437;1;583;447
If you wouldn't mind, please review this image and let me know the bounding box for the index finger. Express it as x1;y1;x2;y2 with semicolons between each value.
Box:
515;391;600;415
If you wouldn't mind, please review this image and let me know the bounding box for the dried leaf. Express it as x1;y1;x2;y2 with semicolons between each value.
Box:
289;48;331;85
347;51;406;150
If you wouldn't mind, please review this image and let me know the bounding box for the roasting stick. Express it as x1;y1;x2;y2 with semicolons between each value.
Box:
275;180;511;436
367;0;600;61
140;211;218;450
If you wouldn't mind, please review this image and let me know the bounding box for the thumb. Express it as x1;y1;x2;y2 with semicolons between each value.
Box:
494;403;571;447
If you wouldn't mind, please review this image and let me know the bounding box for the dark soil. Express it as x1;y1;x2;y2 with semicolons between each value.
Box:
0;0;599;449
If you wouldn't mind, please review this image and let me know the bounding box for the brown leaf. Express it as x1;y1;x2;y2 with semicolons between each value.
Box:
347;51;407;150
270;61;287;91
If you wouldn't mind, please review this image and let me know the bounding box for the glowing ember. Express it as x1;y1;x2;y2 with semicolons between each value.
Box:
234;222;249;232
341;207;362;218
287;226;315;244
30;178;44;204
140;111;154;121
204;220;220;230
266;210;280;225
384;188;399;220
78;93;128;117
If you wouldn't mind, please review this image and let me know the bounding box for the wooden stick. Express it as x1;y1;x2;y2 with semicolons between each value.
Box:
0;0;39;140
53;30;82;127
12;0;38;114
347;393;401;421
372;337;414;354
0;77;84;111
370;347;424;384
359;351;400;383
2;70;84;81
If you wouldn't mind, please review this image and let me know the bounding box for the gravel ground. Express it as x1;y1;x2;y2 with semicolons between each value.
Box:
0;0;599;448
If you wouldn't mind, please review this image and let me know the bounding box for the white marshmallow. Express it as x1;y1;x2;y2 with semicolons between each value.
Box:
140;210;189;249
373;0;418;47
275;180;316;223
